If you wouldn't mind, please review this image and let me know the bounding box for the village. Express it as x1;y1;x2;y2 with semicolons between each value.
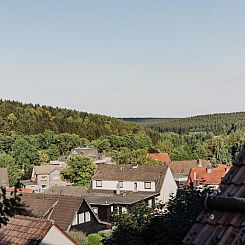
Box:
0;146;232;244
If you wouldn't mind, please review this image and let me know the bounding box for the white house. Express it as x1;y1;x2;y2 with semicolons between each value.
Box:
86;164;178;222
91;164;177;203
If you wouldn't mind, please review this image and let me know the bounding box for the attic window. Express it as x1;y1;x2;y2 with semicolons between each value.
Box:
96;180;102;187
144;182;151;189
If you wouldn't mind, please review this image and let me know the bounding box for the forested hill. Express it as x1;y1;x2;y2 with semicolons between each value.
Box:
124;112;245;135
0;100;139;139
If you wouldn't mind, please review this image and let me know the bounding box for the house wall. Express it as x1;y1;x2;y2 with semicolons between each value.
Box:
92;180;156;192
71;201;107;234
41;225;75;245
37;174;50;191
49;169;66;187
158;167;178;203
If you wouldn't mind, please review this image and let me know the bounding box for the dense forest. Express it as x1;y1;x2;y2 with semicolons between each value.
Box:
124;112;245;135
0;100;139;139
1;99;245;187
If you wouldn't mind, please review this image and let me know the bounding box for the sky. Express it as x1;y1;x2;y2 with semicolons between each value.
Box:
0;1;245;118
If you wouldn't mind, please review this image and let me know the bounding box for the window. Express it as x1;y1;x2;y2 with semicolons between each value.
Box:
41;185;47;189
85;212;91;222
92;207;98;214
144;182;151;189
78;213;84;223
41;176;47;180
119;181;123;188
96;180;102;187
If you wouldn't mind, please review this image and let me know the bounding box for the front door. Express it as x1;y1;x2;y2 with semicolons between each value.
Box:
134;182;138;192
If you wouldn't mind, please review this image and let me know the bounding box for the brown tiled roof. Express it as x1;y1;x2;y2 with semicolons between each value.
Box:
33;165;65;175
168;159;211;174
0;215;52;244
0;168;9;187
93;164;168;182
147;153;171;163
21;193;83;231
183;149;245;245
43;185;88;197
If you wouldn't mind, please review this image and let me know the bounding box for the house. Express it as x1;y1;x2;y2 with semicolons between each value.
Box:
147;153;171;163
21;192;109;234
183;148;245;244
188;164;231;188
0;215;78;245
86;164;177;222
70;147;113;164
168;159;211;186
31;164;68;192
70;147;99;159
0;168;9;187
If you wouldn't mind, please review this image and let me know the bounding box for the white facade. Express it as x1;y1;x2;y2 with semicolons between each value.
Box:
41;225;76;245
92;166;178;204
92;180;156;192
158;167;178;203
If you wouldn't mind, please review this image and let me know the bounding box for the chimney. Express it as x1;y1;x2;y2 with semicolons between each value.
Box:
116;182;121;195
206;167;212;174
193;171;197;187
197;159;202;167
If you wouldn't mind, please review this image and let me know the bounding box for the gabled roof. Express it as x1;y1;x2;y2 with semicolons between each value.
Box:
21;193;83;231
0;168;9;187
183;149;245;245
168;159;211;174
0;215;77;245
188;165;230;185
147;153;171;163
33;165;65;175
93;164;169;193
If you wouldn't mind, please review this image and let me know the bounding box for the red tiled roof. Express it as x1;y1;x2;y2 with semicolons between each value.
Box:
147;153;171;163
6;187;33;193
188;165;231;185
183;148;245;245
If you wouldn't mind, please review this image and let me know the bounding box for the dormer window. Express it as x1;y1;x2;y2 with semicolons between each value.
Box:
96;180;102;187
144;182;151;189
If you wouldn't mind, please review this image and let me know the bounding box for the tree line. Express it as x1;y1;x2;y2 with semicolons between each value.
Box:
124;112;245;135
0;99;139;139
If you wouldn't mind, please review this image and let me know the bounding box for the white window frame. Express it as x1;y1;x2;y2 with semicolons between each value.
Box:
96;180;102;187
144;182;151;189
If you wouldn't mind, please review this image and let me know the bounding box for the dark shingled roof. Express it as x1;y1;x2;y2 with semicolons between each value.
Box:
183;148;245;245
21;193;83;231
0;215;52;245
0;168;9;187
86;190;159;205
43;186;88;197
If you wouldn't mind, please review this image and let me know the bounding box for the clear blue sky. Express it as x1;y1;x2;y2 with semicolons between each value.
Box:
0;1;245;117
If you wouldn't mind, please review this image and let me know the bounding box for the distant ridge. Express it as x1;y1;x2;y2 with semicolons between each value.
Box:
123;112;245;135
0;99;139;139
